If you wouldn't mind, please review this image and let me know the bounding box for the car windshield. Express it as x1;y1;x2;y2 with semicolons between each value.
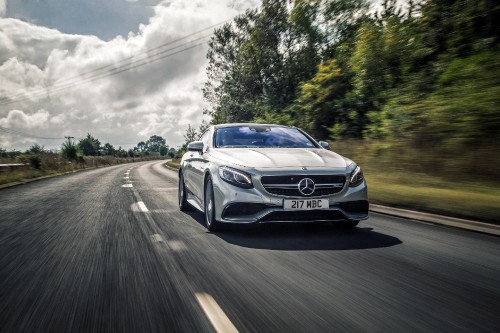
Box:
214;125;317;148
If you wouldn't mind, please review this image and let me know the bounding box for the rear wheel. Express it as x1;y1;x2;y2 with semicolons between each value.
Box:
204;177;222;231
178;172;191;211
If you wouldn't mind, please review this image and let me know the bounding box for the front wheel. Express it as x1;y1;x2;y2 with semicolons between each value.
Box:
204;177;222;231
178;172;191;211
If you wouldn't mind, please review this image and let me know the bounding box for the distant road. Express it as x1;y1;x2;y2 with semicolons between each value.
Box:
1;160;499;332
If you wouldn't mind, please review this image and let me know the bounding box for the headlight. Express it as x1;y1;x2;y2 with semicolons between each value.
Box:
349;165;364;187
219;166;253;188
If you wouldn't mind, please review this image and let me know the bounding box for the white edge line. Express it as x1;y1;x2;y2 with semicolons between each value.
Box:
195;293;239;333
137;201;149;212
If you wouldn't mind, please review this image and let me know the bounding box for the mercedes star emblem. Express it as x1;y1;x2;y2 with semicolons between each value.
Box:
298;178;315;196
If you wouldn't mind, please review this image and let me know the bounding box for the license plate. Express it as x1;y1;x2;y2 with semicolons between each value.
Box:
283;199;329;210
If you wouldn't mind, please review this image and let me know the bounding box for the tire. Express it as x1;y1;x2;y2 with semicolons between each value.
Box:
178;172;191;211
204;176;222;231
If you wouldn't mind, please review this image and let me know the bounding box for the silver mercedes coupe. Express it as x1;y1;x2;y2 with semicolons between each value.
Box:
179;123;368;231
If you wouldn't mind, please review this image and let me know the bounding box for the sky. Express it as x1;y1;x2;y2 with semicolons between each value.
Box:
0;0;260;151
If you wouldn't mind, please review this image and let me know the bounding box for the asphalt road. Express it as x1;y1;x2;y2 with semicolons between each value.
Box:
1;160;499;333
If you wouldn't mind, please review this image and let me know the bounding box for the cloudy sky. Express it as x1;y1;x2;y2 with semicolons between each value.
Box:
0;0;260;151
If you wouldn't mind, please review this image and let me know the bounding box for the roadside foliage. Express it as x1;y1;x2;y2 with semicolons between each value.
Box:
200;0;500;222
0;135;176;186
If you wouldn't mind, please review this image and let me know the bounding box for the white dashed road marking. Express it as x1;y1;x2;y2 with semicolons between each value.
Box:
150;234;163;243
166;240;187;252
126;163;234;332
196;293;239;333
137;201;149;212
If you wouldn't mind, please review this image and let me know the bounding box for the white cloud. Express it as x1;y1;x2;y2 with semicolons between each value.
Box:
0;0;260;150
0;109;50;129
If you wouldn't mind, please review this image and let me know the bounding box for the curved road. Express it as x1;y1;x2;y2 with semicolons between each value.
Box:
0;160;499;332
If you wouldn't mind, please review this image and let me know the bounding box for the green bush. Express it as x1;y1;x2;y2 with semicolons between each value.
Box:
18;154;42;169
61;141;78;160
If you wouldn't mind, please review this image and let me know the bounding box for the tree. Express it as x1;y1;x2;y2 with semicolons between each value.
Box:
203;10;258;123
183;125;198;145
349;21;385;101
78;133;101;156
146;135;166;153
290;58;349;139
198;120;210;134
102;143;116;156
159;145;169;156
120;147;129;157
136;141;146;152
27;144;45;154
128;149;136;157
204;0;324;123
321;0;369;50
201;0;500;154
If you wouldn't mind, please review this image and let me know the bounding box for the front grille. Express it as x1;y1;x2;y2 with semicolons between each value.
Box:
259;210;346;223
260;174;346;197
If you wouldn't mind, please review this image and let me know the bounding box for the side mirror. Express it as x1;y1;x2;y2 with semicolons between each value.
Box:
319;141;330;150
187;141;204;152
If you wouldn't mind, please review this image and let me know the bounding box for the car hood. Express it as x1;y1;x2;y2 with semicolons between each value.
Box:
209;148;349;169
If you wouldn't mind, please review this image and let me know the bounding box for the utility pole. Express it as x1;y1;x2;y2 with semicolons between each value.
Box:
65;136;74;144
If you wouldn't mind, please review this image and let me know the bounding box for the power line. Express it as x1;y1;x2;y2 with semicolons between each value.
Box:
0;5;270;106
1;128;140;147
0;27;226;103
0;16;244;106
47;19;233;85
0;35;213;105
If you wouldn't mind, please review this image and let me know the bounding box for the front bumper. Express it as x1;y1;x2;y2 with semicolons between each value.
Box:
211;170;369;224
221;200;369;223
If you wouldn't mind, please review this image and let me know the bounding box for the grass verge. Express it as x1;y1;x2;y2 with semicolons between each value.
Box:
166;160;180;169
333;140;500;224
365;170;500;223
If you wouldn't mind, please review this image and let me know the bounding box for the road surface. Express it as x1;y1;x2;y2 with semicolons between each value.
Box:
1;160;499;332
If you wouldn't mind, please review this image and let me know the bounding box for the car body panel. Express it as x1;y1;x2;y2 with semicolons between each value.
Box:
208;148;348;169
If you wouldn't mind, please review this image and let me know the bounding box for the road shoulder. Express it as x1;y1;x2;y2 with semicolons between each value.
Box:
370;204;500;237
